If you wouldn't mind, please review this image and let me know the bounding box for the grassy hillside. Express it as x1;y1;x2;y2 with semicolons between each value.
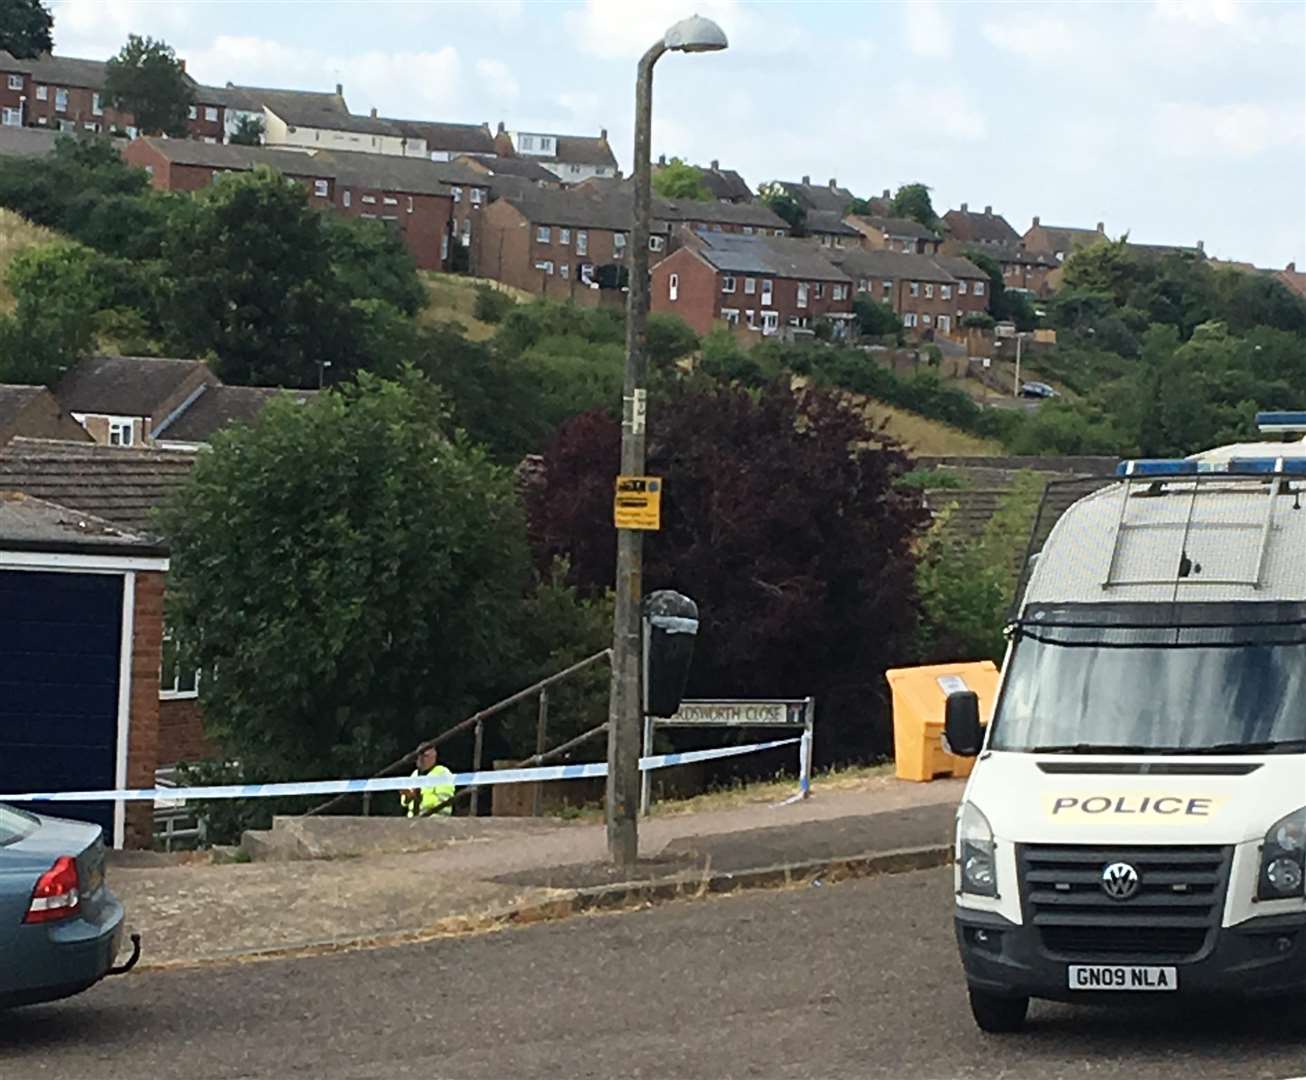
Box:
861;398;1002;455
0;209;55;315
418;272;528;341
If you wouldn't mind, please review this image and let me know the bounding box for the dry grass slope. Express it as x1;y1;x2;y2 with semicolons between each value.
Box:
0;209;56;315
419;272;528;341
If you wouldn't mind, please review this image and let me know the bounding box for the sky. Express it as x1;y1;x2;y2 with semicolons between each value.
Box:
46;0;1306;269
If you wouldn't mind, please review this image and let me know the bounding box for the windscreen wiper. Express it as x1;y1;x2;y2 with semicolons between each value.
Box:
1028;743;1156;754
1181;739;1306;755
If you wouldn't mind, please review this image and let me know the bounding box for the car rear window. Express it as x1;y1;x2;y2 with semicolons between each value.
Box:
0;805;39;846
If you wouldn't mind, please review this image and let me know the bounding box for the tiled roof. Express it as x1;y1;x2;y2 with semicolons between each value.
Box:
0;126;61;159
0;439;196;534
0;490;165;555
203;84;350;117
154;385;319;444
983;243;1058;269
657;197;786;230
776;178;855;214
455;154;557;182
1027;224;1105;254
827;249;959;284
852;214;939;241
1126;240;1204;259
391;119;495;155
805;210;861;237
687;231;850;281
701;165;751;202
311;149;452;196
930;254;990;281
1276;265;1306;299
54;355;213;418
132;136;337;177
532;134;618;168
0;50;106;88
495;183;788;234
944;207;1020;245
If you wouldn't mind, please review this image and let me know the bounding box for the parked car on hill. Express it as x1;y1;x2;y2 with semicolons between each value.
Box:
0;804;139;1007
1019;381;1058;399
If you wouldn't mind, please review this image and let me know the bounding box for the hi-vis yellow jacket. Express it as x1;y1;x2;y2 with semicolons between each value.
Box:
402;764;455;817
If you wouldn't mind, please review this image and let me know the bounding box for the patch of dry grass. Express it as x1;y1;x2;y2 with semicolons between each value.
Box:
860;399;1002;455
0;209;56;315
418;272;529;341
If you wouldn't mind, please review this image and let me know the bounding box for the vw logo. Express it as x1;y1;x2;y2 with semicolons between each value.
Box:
1101;861;1141;900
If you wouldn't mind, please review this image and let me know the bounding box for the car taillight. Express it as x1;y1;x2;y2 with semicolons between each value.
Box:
23;856;80;924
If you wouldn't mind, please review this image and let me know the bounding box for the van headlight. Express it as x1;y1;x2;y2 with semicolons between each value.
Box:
1258;807;1306;901
957;802;997;898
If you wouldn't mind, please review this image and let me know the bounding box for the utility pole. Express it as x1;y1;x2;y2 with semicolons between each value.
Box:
1012;332;1023;397
606;15;728;868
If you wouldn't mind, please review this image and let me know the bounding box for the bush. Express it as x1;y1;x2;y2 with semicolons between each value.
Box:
962;312;995;329
473;284;516;324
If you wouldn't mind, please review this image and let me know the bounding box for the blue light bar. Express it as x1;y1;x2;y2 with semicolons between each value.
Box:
1256;411;1306;433
1227;457;1306;475
1115;459;1199;477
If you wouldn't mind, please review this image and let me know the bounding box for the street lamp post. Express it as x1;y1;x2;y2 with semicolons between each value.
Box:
607;14;728;868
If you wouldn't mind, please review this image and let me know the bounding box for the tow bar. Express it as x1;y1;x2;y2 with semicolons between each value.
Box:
107;933;141;977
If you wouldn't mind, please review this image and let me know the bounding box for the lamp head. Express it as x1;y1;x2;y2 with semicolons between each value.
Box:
664;14;729;53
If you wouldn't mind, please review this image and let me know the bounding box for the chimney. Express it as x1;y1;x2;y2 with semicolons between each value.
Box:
1031;215;1040;228
335;82;343;97
882;188;890;199
828;178;837;190
984;205;992;215
1288;262;1297;272
710;159;719;170
960;202;968;212
802;174;810;185
497;120;506;134
657;153;666;166
1096;221;1104;233
600;128;607;140
1197;239;1204;253
370;107;378;118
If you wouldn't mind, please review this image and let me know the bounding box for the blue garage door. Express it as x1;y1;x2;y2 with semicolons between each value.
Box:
0;570;123;839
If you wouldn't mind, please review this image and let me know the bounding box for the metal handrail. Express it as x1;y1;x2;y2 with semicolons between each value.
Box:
304;648;612;817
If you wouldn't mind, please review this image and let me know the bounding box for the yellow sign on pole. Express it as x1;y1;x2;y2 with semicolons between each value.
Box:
614;475;662;530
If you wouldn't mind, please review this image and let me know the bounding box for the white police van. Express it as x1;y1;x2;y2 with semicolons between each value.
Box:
945;412;1306;1032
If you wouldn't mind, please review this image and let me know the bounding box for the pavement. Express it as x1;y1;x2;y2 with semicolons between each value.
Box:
108;774;965;967
9;866;1304;1079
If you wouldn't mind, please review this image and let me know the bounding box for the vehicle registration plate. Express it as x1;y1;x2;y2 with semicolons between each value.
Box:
1069;965;1178;991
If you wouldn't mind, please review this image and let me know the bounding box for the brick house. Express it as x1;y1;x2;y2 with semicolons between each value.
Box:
203;83;350;145
389;118;495;161
846;214;942;255
657;195;787;239
152;386;319;451
0;386;93;445
124;137;338;203
0;49;225;140
828;249;988;338
986;243;1058;296
493;123;619;183
55;355;219;447
806;210;863;251
1022;216;1107;260
941;203;1021;253
654;156;752;203
651;229;854;338
773;175;856;215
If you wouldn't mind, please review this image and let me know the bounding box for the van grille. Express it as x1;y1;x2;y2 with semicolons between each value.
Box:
1017;844;1232;961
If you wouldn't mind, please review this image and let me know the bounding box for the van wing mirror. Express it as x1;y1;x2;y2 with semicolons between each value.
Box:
944;691;982;757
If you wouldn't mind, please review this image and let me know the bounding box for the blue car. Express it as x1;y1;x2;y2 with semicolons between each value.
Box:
0;804;139;1007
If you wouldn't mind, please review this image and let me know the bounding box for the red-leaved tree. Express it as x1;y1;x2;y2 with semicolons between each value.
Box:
527;379;930;761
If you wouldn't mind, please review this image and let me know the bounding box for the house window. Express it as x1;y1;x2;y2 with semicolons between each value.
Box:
958;281;967;295
924;283;934;298
560;263;570;280
82;121;97;132
882;280;892;296
0;108;19;127
519;134;535;151
6;74;21;91
797;282;809;308
314;179;329;197
570;164;581;175
108;418;134;446
773;229;784;237
722;275;736;294
761;280;773;304
537;225;551;243
203;136;217;144
461;218;471;242
762;311;779;334
711;223;722;232
35;85;47;100
903;313;917;328
534;260;554;274
383;196;398;206
342;190;351;207
742;226;754;235
834;237;844;248
452;186;462;203
649;236;664;252
614;233;626;252
909;281;920;297
941;284;952;300
922;314;933;326
744;278;756;295
820;235;830;247
721;308;740;327
975;281;986;296
832;284;848;301
814;283;824;299
205;105;218;122
187;105;197;120
362;194;377;204
470;188;483;205
160;631;200;699
92;93;103;116
938;314;951;334
580;263;594;282
745;310;756;328
668;273;679;301
54;88;67;112
576;230;588;255
540;136;555;153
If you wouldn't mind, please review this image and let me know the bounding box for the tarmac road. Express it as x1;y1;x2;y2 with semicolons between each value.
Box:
2;867;1303;1080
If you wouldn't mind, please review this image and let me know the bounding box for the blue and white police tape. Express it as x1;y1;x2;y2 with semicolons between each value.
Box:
5;737;801;804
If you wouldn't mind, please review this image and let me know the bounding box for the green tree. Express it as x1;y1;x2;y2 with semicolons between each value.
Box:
915;472;1045;662
0;242;100;385
0;135;150;236
158;375;533;782
756;182;806;235
964;249;1036;330
652;157;711;201
161;168;362;386
853;295;902;338
645;312;699;369
889;182;938;228
228;114;265;146
0;0;53;58
103;34;194;137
